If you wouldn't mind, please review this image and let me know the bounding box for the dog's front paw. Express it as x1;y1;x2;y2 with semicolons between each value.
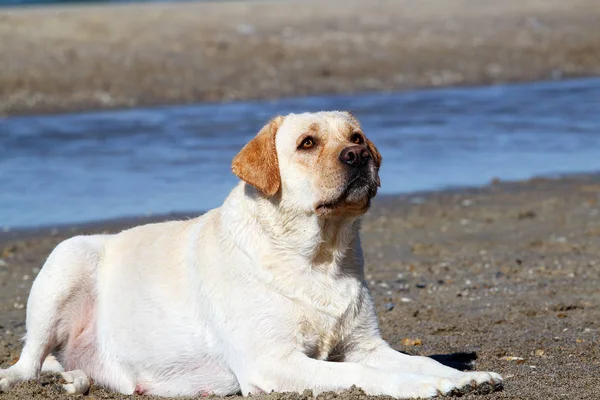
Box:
452;371;503;395
0;366;35;392
0;373;13;393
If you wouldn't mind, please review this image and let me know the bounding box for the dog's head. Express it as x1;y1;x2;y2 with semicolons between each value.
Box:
232;111;381;217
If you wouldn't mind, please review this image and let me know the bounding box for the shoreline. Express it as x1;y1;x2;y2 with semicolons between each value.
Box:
2;171;599;242
2;0;600;116
3;75;598;119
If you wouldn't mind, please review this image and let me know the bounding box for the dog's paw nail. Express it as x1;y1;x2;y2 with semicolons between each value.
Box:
60;372;74;383
436;378;456;395
63;383;77;394
1;377;13;392
489;372;504;383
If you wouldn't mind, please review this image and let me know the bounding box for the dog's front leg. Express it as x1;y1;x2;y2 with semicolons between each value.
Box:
347;340;503;393
238;352;457;399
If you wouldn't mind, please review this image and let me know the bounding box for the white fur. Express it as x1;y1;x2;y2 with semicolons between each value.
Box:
0;112;501;398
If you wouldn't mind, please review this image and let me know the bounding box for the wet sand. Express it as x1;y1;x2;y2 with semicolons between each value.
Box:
1;174;599;399
2;0;600;115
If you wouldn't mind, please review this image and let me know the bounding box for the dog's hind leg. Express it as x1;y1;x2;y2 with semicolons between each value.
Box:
0;236;102;393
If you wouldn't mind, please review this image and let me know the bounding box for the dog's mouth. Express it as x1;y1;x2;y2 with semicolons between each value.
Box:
316;196;355;213
315;174;378;216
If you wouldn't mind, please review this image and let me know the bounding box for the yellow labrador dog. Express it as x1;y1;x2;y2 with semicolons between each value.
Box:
0;112;502;398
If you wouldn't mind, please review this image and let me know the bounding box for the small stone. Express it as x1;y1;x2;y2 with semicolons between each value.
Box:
397;283;410;291
3;244;17;258
401;338;422;346
384;302;395;312
416;282;427;289
500;356;524;362
400;297;413;303
534;349;545;357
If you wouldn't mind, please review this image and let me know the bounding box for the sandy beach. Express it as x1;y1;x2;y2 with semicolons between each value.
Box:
1;0;600;115
1;174;600;399
1;0;600;398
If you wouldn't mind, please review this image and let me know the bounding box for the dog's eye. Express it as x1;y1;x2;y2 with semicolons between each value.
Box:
351;133;364;145
299;137;316;150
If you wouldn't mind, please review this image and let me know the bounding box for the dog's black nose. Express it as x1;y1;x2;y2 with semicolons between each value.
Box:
339;145;371;168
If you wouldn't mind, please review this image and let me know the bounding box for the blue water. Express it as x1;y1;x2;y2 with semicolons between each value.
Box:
1;78;600;229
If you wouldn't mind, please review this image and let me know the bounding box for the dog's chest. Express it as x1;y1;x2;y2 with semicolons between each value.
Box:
292;278;363;361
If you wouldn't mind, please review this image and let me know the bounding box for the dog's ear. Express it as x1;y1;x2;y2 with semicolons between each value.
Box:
366;138;382;169
232;116;283;196
366;138;382;187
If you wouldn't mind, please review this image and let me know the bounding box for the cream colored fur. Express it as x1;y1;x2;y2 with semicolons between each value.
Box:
0;111;501;398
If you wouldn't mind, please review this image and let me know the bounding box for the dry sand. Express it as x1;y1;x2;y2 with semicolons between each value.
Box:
1;0;600;115
1;174;600;399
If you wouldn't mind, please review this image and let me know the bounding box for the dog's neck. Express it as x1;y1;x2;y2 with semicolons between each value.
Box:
221;183;363;275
